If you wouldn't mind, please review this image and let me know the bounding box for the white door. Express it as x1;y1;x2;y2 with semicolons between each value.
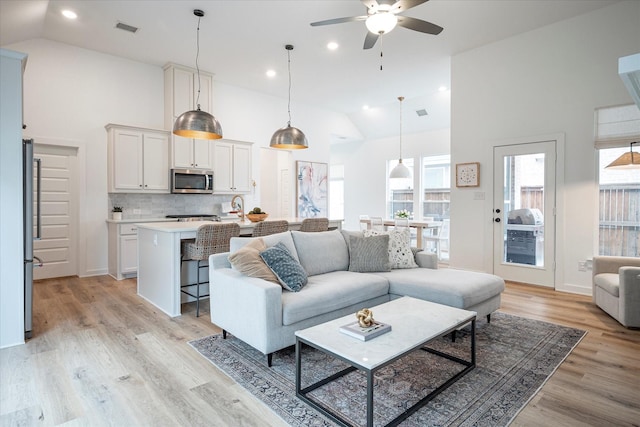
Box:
493;140;556;287
33;144;78;279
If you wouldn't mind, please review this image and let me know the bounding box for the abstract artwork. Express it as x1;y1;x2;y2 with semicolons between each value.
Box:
296;161;328;218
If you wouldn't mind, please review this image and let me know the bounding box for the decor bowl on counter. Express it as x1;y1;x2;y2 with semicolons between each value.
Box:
246;213;268;222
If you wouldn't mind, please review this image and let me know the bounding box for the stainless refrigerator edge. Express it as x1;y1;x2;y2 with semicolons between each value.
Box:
23;138;42;339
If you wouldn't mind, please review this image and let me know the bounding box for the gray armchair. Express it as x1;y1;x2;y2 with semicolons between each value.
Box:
592;256;640;328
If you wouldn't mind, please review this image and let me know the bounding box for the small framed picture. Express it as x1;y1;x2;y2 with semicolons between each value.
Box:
456;162;480;187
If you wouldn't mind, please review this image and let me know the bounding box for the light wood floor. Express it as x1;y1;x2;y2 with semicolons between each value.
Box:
1;276;639;426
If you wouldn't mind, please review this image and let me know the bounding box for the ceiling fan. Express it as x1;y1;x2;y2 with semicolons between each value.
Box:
310;0;443;49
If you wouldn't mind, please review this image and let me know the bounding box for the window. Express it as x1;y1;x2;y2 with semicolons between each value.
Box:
598;147;640;256
387;159;414;218
595;104;640;256
421;155;450;220
329;164;344;221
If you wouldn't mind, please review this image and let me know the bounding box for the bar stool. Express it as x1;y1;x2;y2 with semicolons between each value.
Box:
252;220;289;237
300;217;329;232
181;222;240;317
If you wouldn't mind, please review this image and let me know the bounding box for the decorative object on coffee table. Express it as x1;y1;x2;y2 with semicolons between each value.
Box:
356;308;374;327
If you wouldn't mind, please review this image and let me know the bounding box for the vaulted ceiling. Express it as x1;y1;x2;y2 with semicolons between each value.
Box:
0;0;618;140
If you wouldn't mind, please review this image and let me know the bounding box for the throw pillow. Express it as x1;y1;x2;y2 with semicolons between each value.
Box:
228;238;279;284
260;242;308;292
348;234;391;272
364;228;418;269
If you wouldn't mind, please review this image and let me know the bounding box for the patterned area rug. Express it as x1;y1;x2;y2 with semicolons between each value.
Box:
189;312;585;426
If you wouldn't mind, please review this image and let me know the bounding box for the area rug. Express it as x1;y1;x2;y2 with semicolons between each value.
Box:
189;312;585;426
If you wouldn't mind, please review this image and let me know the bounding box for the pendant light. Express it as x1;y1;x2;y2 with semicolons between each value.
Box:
173;9;222;140
270;44;308;150
389;96;412;179
605;141;640;169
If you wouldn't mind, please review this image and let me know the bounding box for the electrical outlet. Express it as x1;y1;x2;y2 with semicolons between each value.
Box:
473;192;485;200
578;261;587;272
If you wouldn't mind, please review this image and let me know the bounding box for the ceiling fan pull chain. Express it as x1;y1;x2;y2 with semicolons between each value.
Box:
380;35;384;71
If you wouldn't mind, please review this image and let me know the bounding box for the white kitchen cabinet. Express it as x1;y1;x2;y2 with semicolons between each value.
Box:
164;63;215;171
214;140;253;193
107;223;139;280
172;137;213;170
106;124;170;193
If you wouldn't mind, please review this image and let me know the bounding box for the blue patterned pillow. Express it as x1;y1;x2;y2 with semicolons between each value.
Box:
260;242;308;292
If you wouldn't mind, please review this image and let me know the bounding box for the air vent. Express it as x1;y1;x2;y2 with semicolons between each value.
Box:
115;22;139;34
416;109;428;117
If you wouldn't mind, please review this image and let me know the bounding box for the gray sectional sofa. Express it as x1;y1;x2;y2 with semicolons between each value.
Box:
208;229;505;365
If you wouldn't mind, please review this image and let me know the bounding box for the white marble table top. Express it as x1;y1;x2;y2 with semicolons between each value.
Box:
295;297;476;371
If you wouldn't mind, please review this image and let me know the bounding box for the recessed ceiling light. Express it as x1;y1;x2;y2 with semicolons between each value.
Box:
62;10;77;20
438;86;447;92
327;42;339;50
266;69;276;78
362;105;370;110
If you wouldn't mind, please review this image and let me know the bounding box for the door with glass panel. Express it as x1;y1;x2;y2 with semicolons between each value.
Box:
493;141;556;287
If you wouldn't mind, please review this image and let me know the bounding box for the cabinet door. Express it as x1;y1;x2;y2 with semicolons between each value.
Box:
172;67;194;119
214;141;233;192
120;234;138;274
172;135;194;168
195;73;213;115
232;143;252;192
143;132;169;191
193;139;213;170
113;129;143;191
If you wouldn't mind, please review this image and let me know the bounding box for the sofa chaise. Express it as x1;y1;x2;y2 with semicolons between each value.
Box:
209;229;505;365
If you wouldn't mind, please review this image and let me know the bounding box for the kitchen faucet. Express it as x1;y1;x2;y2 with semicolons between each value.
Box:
231;195;245;221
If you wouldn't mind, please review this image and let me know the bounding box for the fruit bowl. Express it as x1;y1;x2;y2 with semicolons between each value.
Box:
246;213;268;222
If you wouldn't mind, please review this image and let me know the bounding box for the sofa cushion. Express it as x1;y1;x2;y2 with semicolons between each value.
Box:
364;228;418;269
230;231;299;262
281;271;390;325
228;238;279;284
377;268;505;309
260;242;308;292
348;234;391;272
594;273;620;297
291;230;349;276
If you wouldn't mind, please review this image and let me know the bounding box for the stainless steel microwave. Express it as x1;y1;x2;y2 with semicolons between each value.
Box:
171;169;214;194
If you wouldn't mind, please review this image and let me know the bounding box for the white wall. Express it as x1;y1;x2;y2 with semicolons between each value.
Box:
332;128;450;231
450;1;640;294
0;49;28;348
4;38;361;278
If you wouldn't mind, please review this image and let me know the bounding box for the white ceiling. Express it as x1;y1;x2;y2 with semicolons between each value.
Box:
0;0;618;140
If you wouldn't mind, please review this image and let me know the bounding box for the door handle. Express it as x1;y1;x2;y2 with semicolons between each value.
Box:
494;218;501;223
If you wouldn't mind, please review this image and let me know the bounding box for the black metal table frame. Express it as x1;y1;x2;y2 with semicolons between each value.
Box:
295;318;476;427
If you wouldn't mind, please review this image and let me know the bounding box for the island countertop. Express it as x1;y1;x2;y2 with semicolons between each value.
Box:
135;218;342;234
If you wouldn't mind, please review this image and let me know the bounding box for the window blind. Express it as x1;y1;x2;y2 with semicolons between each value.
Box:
594;104;640;149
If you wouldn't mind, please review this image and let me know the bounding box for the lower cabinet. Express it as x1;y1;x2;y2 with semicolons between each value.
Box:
108;222;139;280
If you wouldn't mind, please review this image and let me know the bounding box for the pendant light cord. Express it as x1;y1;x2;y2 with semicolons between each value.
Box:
287;47;292;126
398;96;404;161
195;14;202;109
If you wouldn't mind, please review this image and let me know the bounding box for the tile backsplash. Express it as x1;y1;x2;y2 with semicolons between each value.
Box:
109;193;255;219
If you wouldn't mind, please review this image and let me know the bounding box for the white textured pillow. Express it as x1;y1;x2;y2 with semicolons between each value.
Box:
363;228;418;269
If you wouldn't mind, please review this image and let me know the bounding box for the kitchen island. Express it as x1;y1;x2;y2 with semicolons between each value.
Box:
136;218;342;317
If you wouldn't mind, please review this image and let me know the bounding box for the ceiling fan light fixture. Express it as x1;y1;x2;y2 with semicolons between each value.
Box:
365;12;397;34
605;142;640;169
270;44;308;150
173;9;223;140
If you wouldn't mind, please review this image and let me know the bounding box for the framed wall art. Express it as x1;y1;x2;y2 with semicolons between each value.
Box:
456;162;480;187
296;161;328;218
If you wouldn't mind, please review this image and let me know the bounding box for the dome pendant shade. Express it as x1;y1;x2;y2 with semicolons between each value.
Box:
390;159;411;178
173;106;223;140
270;124;308;149
605;142;640;169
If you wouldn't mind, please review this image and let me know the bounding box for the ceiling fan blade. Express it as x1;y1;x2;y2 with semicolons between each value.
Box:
397;16;443;35
310;15;367;26
391;0;429;13
363;31;379;49
361;0;380;10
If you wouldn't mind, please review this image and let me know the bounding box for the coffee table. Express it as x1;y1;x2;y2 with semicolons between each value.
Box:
295;296;476;427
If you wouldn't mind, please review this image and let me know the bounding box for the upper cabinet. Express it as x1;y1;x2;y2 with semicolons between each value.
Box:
106;124;170;193
164;63;214;171
214;140;253;194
